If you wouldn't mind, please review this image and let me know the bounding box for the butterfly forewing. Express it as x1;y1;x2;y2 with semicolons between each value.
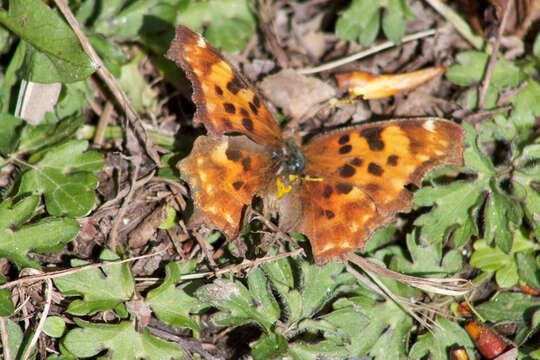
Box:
166;26;284;149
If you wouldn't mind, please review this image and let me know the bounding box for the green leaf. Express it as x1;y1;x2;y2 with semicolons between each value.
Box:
0;196;80;269
0;113;23;155
179;0;255;52
414;181;484;245
43;316;66;338
513;166;540;238
517;252;540;290
18;140;104;217
3;319;24;359
534;33;540;57
335;0;378;41
118;53;158;112
62;319;183;359
18;115;84;154
251;333;288;360
484;191;520;252
382;7;405;43
0;0;96;83
476;292;540;322
409;318;474;359
53;250;134;315
146;261;207;332
462;121;496;175
391;233;463;276
196;267;280;331
0;276;14;316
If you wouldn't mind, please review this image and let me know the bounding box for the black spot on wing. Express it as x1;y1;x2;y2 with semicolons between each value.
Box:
215;85;223;96
387;155;399;166
339;164;356;178
240;108;249;117
242;118;254;131
339;145;352;154
323;185;333;198
249;102;259;115
223;103;236;114
350;158;363;167
232;181;243;190
360;127;385;151
325;210;335;219
241;157;251;171
367;162;384;176
227;77;246;94
336;183;352;194
338;134;349;145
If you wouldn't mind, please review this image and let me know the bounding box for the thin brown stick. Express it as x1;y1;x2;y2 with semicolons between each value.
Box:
0;316;12;360
94;101;114;146
53;0;162;166
297;29;436;75
21;273;52;360
0;250;167;290
477;0;513;110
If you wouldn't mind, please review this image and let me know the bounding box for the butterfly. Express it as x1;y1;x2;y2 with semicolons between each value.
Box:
166;26;465;264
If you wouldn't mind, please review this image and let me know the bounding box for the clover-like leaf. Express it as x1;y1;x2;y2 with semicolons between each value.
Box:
53;250;134;315
0;0;96;83
62;319;183;360
0;196;80;269
146;261;208;332
17;115;84;154
18;140;104;217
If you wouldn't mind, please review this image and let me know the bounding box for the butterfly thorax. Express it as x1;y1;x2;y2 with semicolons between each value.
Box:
273;139;305;176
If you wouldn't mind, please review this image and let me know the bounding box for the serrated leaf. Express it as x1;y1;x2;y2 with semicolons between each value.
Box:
391;233;463;276
462;122;496;175
513;167;540;238
62;319;183;359
0;196;80;269
18;140;104;217
0;0;96;83
409;318;474;359
146;261;207;332
196;268;279;331
335;0;378;41
414;181;484;244
251;333;288;360
484;191;520;252
53;250;134;315
476;292;540;322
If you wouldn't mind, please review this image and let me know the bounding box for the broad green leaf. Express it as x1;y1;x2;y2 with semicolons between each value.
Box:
4;319;24;359
409;318;474;359
462;121;496;175
517;253;540;291
476;292;540;322
509;79;540;129
43;316;66;338
18;140;104;217
0;0;96;83
17;115;84;154
62;319;183;359
146;261;207;332
414;181;484;244
0;196;80;269
53;250;134;315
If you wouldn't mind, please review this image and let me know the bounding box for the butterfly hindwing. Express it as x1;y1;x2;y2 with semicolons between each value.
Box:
179;135;276;237
299;118;464;262
166;26;284;149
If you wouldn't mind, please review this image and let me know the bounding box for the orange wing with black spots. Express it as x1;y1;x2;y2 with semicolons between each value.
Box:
299;118;464;262
166;26;284;149
178;135;277;237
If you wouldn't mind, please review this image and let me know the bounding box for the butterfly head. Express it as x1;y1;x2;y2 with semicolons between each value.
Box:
272;139;306;177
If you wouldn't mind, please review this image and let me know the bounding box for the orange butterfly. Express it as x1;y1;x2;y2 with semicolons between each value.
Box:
167;26;465;264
